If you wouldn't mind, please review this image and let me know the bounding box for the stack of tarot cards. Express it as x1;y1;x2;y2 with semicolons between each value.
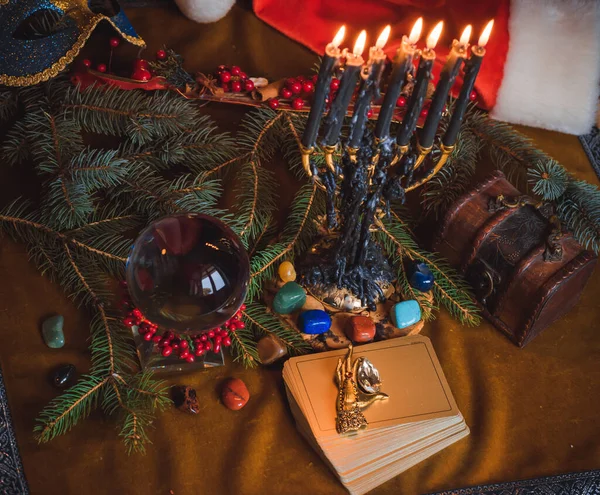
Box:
283;336;469;495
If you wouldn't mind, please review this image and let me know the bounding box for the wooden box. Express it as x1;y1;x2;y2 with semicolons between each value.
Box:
432;171;597;347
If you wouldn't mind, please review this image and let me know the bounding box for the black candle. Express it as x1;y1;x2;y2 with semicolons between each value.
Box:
321;31;366;148
396;21;443;148
419;25;471;149
442;20;493;147
374;18;422;141
348;26;389;149
301;26;345;150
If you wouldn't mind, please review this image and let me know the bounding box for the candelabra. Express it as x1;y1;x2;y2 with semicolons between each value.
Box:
295;20;492;312
297;112;454;312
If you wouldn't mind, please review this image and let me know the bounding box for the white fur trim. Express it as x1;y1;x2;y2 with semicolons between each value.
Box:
174;0;235;23
491;0;600;135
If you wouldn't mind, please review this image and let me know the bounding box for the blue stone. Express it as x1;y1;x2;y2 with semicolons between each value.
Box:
42;315;65;349
407;262;435;292
391;300;421;329
298;310;332;335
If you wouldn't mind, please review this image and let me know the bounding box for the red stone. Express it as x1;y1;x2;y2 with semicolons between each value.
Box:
221;378;249;411
345;315;376;343
172;385;199;414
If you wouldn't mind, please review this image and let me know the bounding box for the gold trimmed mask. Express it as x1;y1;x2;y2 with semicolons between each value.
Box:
1;0;145;87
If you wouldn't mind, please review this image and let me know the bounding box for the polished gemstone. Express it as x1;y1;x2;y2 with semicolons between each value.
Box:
346;315;376;343
298;309;331;335
221;378;249;411
52;364;76;389
390;300;421;329
42;315;65;349
407;262;435;292
171;385;200;414
278;261;297;283
273;282;306;314
257;334;287;365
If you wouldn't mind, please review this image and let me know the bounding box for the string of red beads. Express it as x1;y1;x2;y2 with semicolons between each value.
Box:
119;281;245;363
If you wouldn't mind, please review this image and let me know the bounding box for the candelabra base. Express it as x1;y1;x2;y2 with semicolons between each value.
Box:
297;234;395;312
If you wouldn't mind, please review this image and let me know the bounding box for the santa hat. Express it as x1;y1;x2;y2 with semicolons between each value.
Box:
248;0;600;136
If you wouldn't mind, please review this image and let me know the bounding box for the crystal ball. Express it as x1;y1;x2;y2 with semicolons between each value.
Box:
126;213;250;333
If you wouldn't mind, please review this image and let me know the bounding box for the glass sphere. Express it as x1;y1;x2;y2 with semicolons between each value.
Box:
126;213;250;333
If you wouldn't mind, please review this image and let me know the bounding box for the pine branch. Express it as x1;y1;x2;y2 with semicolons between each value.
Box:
243;303;310;357
421;106;483;217
90;306;136;375
68;147;131;190
67;211;141;237
233;109;284;241
469;111;551;188
376;217;480;326
375;218;436;320
114;371;171;412
557;180;600;254
528;159;569;201
228;326;260;368
27;110;83;175
64;85;200;144
2;120;31;166
248;183;322;301
0;89;18;124
34;375;108;443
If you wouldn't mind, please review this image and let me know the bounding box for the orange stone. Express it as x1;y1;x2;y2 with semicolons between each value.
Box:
221;378;250;411
346;315;376;343
278;261;297;283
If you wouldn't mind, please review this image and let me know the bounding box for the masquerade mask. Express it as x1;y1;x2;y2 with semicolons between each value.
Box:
0;0;145;87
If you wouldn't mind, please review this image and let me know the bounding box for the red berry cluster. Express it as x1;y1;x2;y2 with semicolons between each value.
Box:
215;65;255;93
119;281;246;364
81;40;167;81
268;75;316;111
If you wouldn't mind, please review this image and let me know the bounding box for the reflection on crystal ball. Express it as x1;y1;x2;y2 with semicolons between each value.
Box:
126;214;250;333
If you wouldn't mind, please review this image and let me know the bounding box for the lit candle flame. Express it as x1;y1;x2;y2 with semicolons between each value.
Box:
376;25;391;49
459;25;472;46
353;30;367;57
408;17;423;44
426;21;444;50
478;20;494;47
331;25;346;48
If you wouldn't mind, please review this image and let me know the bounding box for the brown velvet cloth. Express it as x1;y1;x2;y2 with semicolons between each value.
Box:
0;4;599;494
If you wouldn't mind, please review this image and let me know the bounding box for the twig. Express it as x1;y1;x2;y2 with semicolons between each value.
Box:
251;182;316;278
0;215;128;262
37;378;108;440
229;330;255;364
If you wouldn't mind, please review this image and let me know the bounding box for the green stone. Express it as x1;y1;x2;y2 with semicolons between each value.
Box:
273;282;307;315
42;315;65;349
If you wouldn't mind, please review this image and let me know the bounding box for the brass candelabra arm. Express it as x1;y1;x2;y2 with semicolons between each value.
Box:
413;141;433;170
322;144;338;174
346;145;359;163
300;144;315;177
405;142;455;192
